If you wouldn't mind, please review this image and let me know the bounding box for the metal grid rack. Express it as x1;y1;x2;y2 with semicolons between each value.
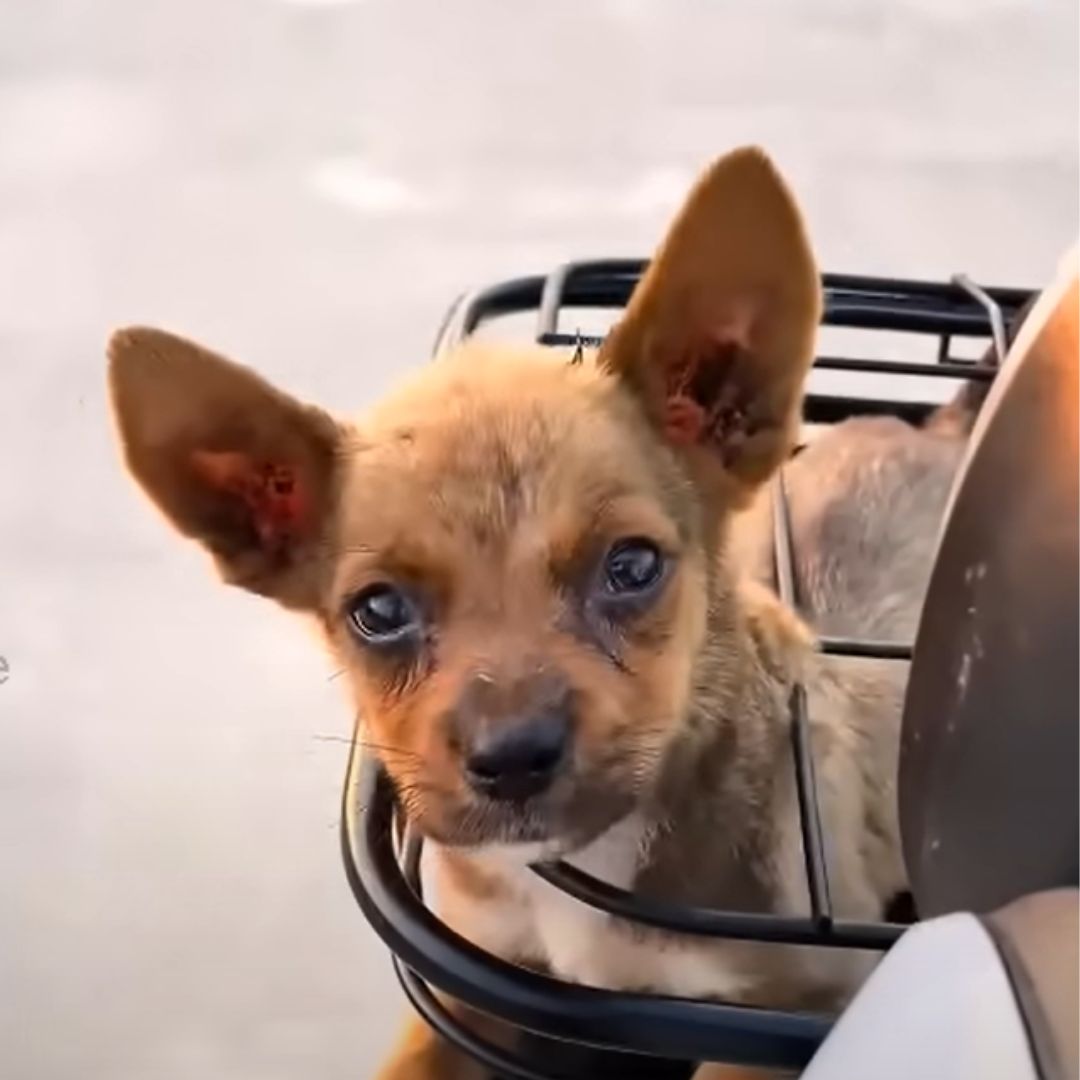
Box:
341;263;1035;1078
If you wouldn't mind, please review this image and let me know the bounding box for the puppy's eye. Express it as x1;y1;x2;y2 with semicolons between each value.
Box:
603;538;664;595
347;584;421;644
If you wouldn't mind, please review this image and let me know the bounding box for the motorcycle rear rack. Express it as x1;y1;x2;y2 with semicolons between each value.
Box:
341;263;1035;1077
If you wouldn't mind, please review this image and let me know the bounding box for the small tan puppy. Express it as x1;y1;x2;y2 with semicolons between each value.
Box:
108;148;966;1078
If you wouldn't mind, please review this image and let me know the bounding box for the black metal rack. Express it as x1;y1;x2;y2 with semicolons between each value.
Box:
342;263;1035;1078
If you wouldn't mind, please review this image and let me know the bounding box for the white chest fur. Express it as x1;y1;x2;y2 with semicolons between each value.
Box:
436;814;754;1001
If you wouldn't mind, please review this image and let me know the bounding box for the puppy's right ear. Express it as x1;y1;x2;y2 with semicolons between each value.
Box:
108;327;341;610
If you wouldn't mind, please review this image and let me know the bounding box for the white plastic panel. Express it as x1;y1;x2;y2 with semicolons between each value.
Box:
801;913;1038;1080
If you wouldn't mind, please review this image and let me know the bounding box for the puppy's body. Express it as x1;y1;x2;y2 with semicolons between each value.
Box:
424;400;962;1014
107;147;969;1077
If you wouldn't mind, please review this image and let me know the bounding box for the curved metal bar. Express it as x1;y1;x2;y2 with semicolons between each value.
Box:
448;265;1034;349
536;336;999;381
819;637;913;660
952;273;1009;364
811;355;995;379
821;301;1012;335
524;258;1034;312
393;960;563;1080
771;474;834;927
536;262;573;339
529;861;903;951
430;292;468;360
341;751;833;1069
459;275;547;337
394;961;702;1080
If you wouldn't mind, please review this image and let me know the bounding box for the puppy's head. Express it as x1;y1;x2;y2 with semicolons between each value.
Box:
108;147;819;853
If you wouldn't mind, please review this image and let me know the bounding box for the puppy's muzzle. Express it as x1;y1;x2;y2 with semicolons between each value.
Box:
465;710;569;802
452;672;573;803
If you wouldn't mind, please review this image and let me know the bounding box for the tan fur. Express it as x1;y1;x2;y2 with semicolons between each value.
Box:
374;1002;502;1080
106;146;963;1078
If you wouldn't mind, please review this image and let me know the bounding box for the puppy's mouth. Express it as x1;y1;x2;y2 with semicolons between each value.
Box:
399;778;640;855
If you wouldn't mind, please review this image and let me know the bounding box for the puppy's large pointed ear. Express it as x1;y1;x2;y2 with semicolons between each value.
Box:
108;328;341;610
600;146;821;502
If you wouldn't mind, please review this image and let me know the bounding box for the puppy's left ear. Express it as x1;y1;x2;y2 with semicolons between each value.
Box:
108;327;341;610
600;146;821;502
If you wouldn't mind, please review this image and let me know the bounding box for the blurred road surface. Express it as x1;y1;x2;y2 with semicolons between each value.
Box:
1;1;1076;1077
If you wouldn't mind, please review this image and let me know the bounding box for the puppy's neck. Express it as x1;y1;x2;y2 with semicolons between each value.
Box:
644;575;814;858
734;577;816;691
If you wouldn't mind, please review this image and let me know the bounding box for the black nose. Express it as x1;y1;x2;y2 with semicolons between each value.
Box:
465;710;569;802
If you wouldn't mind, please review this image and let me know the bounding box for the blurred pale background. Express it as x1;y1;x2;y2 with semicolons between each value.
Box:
1;1;1076;1078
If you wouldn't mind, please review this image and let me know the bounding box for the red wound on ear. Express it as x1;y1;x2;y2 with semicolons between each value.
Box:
661;335;750;453
190;449;313;555
663;395;708;445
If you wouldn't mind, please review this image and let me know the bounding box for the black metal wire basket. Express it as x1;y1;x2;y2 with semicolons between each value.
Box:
340;262;1035;1079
